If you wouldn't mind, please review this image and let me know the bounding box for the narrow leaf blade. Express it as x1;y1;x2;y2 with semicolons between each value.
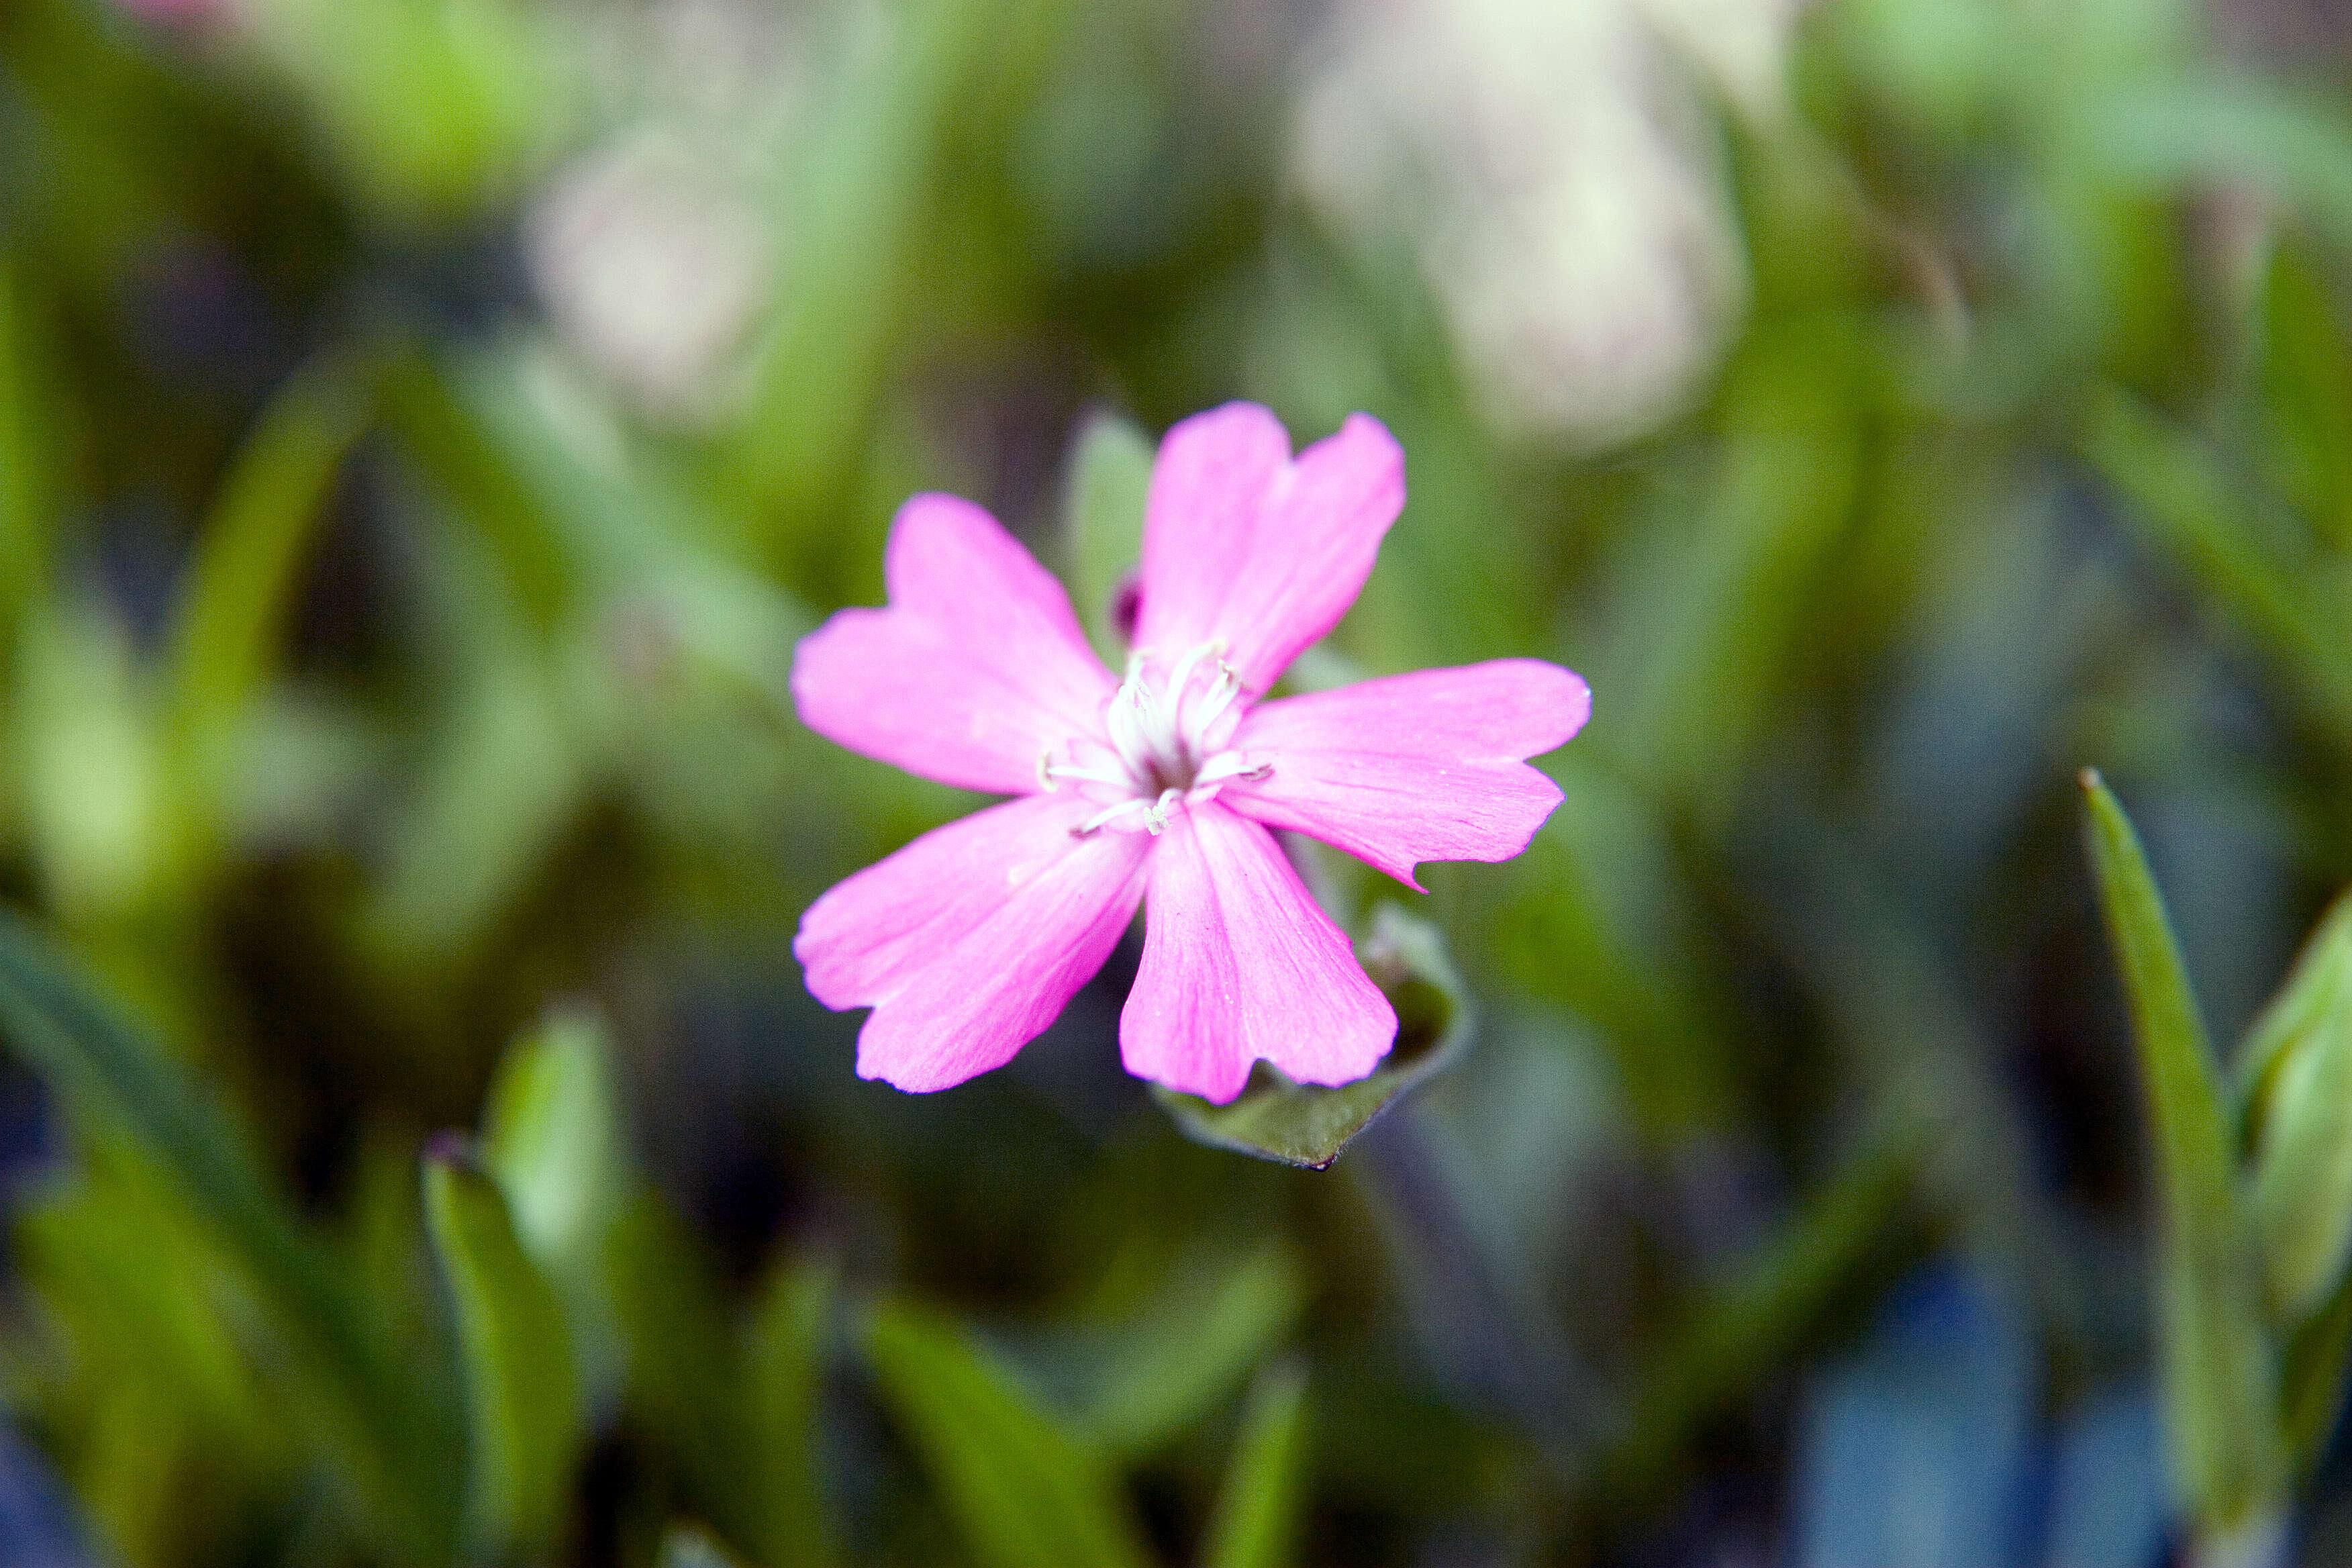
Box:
1077;1244;1307;1459
423;1143;583;1557
742;1257;841;1568
865;1302;1152;1568
1201;1363;1311;1568
2080;771;2287;1532
0;910;451;1557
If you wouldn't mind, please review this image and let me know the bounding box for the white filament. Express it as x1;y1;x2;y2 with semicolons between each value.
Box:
1039;640;1271;834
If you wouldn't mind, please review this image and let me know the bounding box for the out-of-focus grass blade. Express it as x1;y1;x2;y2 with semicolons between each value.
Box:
865;1301;1153;1568
2081;389;2352;736
733;0;989;562
351;457;582;971
481;1005;630;1406
1061;409;1153;663
742;1258;839;1568
1155;906;1472;1169
0;256;55;647
1199;1363;1310;1568
1596;325;1862;822
2245;923;2352;1324
17;599;162;922
2281;1265;2352;1469
1075;1243;1307;1460
0;908;450;1559
379;352;573;630
606;1195;761;1554
1606;1122;1922;1498
2086;81;2352;258
1495;764;1738;1133
386;347;812;696
423;1141;583;1559
160;356;372;873
2257;245;2352;549
2234;889;2352;1124
483;1006;624;1283
360;632;583;967
2080;771;2288;1535
15;1134;286;1485
244;0;554;222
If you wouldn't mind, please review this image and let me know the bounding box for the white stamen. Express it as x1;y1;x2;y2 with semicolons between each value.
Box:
1192;752;1272;788
1051;638;1261;834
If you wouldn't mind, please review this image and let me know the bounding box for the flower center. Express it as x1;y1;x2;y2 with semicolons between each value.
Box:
1038;640;1269;834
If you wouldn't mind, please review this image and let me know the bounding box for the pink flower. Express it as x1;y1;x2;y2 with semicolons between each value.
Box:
791;403;1590;1104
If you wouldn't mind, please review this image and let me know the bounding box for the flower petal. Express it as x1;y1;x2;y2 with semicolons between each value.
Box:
791;493;1116;795
1120;803;1395;1104
1219;659;1589;891
1134;404;1404;693
796;793;1153;1092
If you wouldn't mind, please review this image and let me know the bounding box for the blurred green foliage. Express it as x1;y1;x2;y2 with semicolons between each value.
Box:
11;0;2352;1563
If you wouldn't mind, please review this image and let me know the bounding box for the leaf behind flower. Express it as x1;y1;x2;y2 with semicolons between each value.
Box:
1153;906;1473;1169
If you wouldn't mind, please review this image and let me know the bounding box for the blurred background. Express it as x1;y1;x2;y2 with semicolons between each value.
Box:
7;0;2352;1563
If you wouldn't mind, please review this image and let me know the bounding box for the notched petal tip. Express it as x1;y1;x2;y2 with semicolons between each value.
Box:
788;494;1116;795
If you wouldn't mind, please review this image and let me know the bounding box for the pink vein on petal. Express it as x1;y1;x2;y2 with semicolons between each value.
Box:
1120;804;1395;1105
791;493;1116;796
1220;659;1590;891
797;793;1152;1093
1135;403;1405;693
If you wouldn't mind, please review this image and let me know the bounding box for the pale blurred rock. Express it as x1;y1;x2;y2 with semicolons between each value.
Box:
525;136;771;422
1293;0;1794;445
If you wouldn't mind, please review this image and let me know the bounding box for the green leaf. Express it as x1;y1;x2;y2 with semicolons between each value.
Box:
247;0;555;220
355;548;584;969
424;1141;583;1557
2080;389;2352;736
605;1195;760;1551
483;1005;625;1283
2244;895;2352;1324
17;598;164;920
0;255;58;649
742;1257;840;1568
865;1301;1153;1568
2281;1263;2352;1469
2080;770;2288;1532
1073;1242;1307;1459
2235;888;2352;1122
1061;409;1153;663
1200;1363;1311;1568
0;908;452;1559
1596;325;1864;822
160;354;373;875
1154;905;1473;1169
734;0;994;549
2257;244;2352;548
